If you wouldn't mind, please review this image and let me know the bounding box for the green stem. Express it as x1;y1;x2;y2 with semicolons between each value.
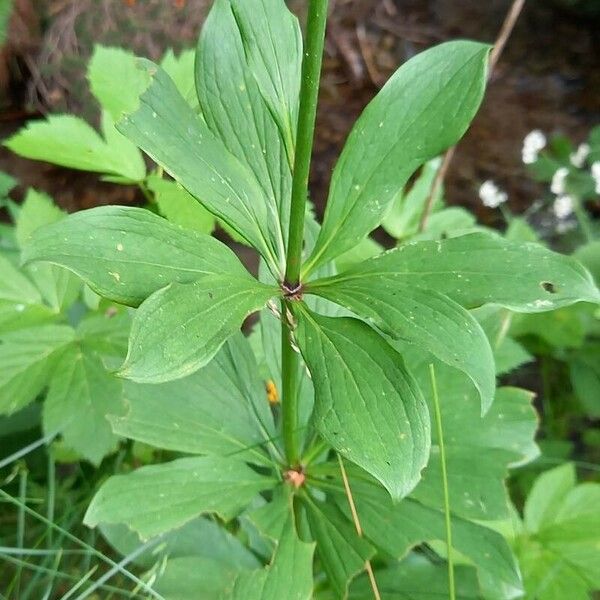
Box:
284;0;329;286
281;301;301;466
429;364;455;600
281;0;329;467
574;200;594;243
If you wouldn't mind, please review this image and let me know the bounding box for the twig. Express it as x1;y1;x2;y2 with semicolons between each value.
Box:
356;24;384;87
337;454;381;600
418;0;526;232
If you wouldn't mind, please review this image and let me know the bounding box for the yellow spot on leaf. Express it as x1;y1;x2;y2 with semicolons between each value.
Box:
266;379;279;405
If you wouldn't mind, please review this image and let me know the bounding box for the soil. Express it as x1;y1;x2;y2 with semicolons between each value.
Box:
0;0;599;224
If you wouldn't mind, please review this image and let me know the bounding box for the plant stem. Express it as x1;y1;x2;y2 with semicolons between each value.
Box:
284;0;329;286
281;303;301;466
281;0;329;467
429;364;455;600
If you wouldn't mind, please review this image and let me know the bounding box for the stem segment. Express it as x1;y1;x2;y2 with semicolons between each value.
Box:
284;0;329;286
281;0;329;466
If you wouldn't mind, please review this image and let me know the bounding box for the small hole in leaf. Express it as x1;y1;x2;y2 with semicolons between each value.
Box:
541;281;557;294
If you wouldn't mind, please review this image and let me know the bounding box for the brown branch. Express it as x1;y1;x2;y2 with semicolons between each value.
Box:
337;454;382;600
417;0;526;233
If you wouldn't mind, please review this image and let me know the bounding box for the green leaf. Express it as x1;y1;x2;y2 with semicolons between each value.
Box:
348;555;479;600
315;232;600;312
116;58;282;272
329;473;521;591
119;274;278;383
226;514;315;600
43;345;125;464
155;557;241;599
22;206;246;307
4;115;146;181
0;169;17;197
515;464;600;598
112;333;277;465
15;188;64;248
88;45;151;121
404;353;539;521
304;41;490;274
304;495;375;599
146;175;215;234
309;279;496;413
101;515;260;570
0;253;41;305
569;343;600;417
84;455;275;540
228;0;302;160
0;325;75;414
381;157;443;240
197;0;292;242
160;48;198;107
295;307;430;500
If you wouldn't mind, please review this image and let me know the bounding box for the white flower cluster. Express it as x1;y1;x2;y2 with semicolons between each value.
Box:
570;143;590;168
592;161;600;195
522;130;546;164
551;167;569;195
553;194;574;220
479;180;507;208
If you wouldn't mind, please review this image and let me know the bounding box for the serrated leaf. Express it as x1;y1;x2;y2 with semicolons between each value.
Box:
304;495;375;599
304;41;490;274
116;58;282;273
295;307;430;500
197;0;292;241
226;514;315;600
22;206;245;307
316;232;600;312
147;175;215;234
515;464;600;598
15;188;64;248
309;279;496;413
0;253;41;305
0;325;75;414
88;45;151;121
119;274;278;383
112;333;276;465
43;345;125;464
84;455;275;539
4;115;145;181
160;48;198;107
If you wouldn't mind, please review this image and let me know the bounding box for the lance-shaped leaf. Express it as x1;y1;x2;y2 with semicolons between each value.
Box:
117;59;281;271
226;514;315;600
228;0;302;159
314;232;600;312
4;114;145;182
112;333;277;466
43;345;126;464
319;468;521;592
295;306;430;500
22;206;246;307
0;325;75;415
304;495;375;599
84;456;275;540
304;41;490;274
119;274;278;383
197;0;295;235
309;280;496;413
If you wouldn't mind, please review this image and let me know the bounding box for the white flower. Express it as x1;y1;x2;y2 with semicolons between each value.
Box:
570;143;590;168
550;167;569;195
479;180;508;208
553;194;574;220
592;161;600;194
522;130;546;164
